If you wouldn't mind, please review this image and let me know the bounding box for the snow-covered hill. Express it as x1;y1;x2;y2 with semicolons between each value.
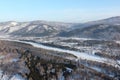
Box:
0;21;74;37
59;16;120;40
0;16;120;40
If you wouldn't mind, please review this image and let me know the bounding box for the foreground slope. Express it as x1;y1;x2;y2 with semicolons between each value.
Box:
0;39;120;80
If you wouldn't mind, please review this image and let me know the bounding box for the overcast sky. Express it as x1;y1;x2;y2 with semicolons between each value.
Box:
0;0;120;22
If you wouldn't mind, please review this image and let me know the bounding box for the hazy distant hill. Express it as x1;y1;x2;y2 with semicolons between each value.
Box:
59;16;120;40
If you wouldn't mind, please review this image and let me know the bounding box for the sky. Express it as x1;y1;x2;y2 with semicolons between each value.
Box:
0;0;120;23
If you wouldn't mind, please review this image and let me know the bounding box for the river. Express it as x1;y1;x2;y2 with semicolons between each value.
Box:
0;38;120;68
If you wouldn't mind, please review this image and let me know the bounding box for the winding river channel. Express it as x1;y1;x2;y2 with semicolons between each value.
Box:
0;38;120;68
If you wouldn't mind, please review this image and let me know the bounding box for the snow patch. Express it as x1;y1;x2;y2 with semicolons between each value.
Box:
27;25;36;31
10;74;25;80
10;22;18;26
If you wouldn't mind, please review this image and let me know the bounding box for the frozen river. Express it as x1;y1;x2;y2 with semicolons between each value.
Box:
0;38;120;68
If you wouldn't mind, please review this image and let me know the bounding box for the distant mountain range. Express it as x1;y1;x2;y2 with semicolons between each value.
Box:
0;16;120;40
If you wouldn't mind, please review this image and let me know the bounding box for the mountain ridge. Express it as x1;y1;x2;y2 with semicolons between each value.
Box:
59;16;120;40
0;16;120;40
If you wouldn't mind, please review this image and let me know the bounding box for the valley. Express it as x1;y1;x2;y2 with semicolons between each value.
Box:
0;37;120;80
0;16;120;80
